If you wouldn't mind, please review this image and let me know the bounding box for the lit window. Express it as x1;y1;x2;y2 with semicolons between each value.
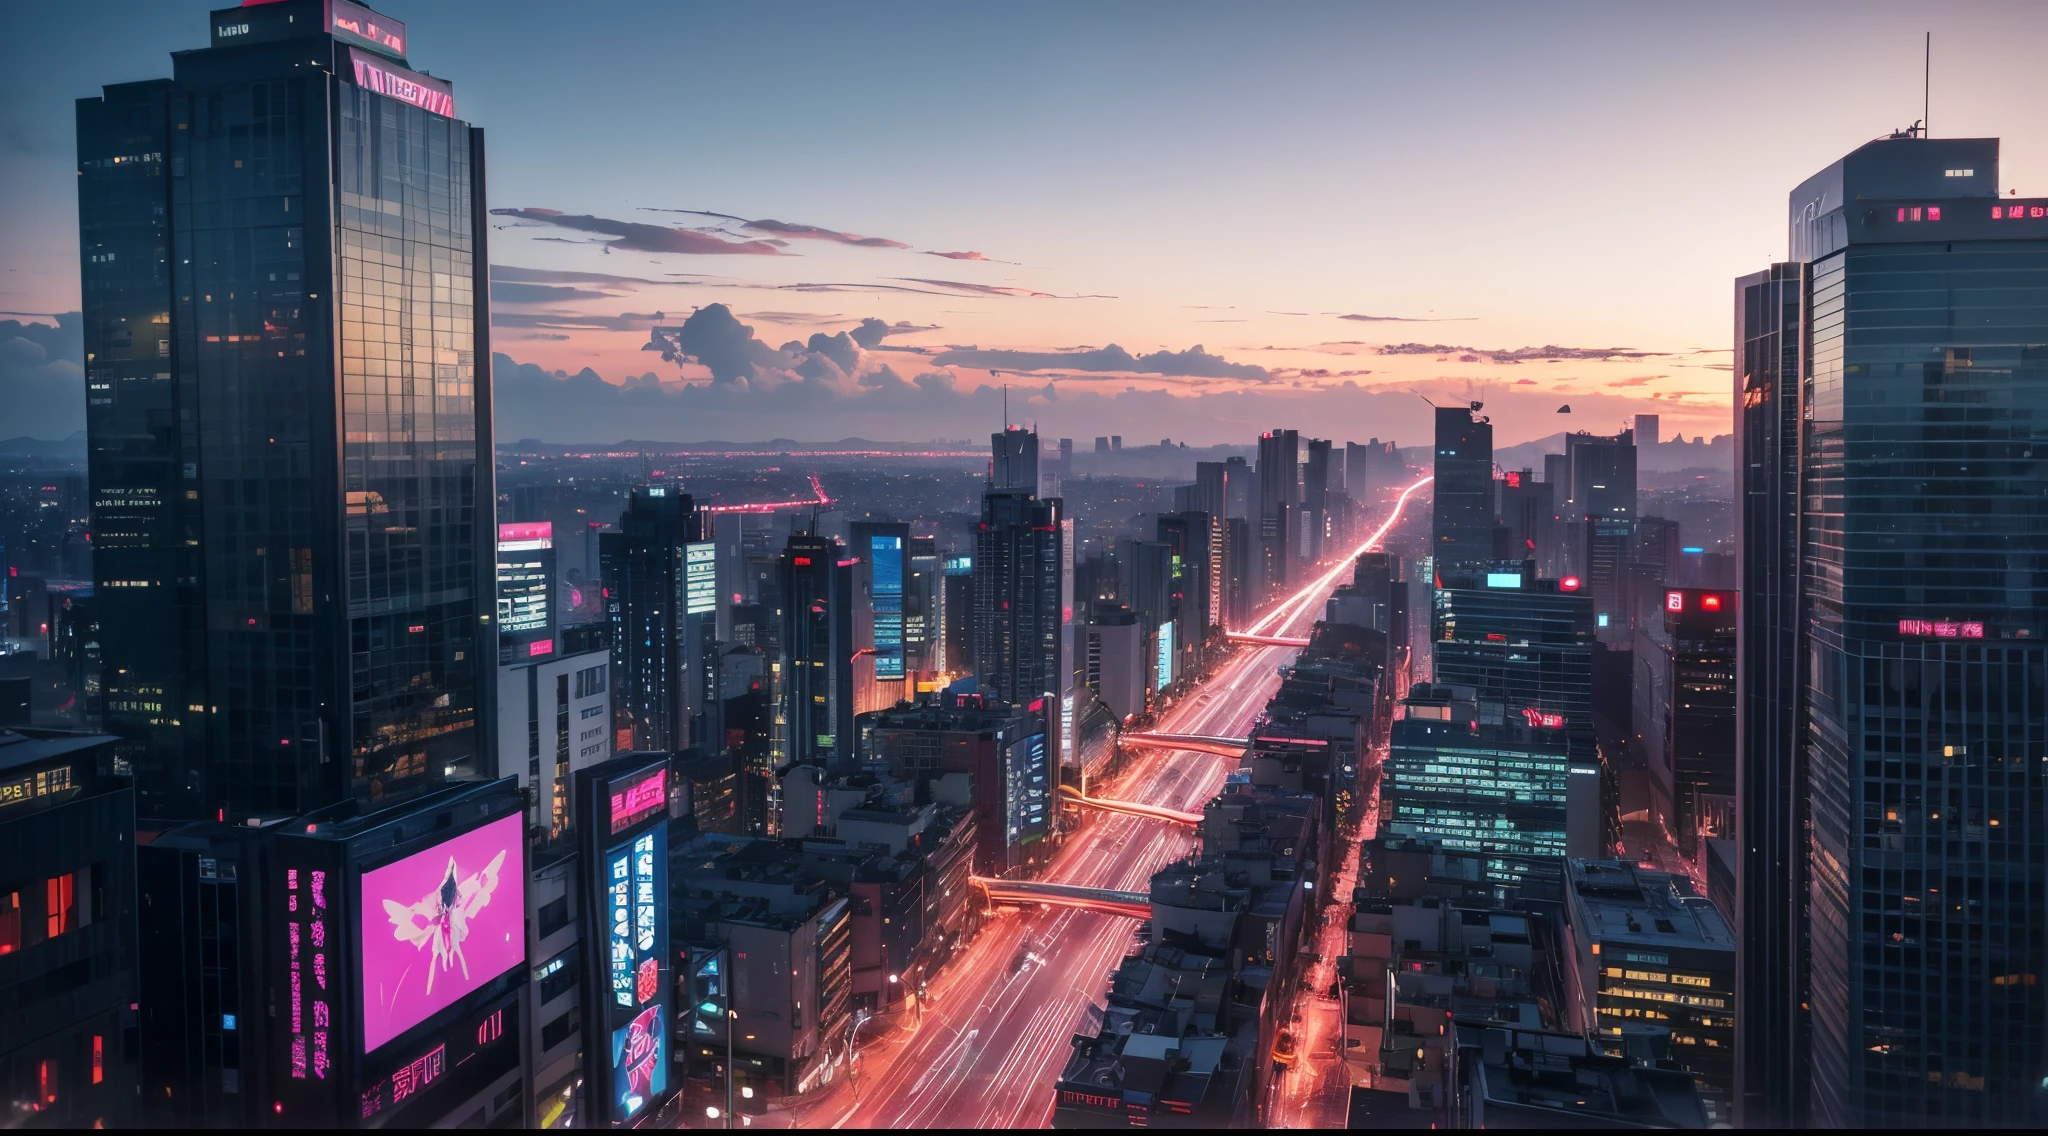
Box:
46;873;76;939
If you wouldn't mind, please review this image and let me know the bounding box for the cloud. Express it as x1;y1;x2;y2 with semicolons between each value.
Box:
1376;342;1661;363
639;207;912;249
1338;313;1477;322
660;305;783;382
925;250;989;261
494;311;667;332
490;208;791;255
491;265;713;288
892;277;1114;300
929;343;1269;382
490;282;610;304
742;219;909;249
1513;378;1539;385
1606;374;1666;388
849;318;935;348
0;315;84;440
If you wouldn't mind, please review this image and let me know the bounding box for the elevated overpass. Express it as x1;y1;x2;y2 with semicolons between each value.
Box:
1224;631;1311;647
972;877;1152;919
1117;731;1250;758
1057;784;1203;826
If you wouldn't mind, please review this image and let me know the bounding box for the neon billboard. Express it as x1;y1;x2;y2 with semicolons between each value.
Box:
358;813;525;1054
604;827;668;1121
348;47;453;117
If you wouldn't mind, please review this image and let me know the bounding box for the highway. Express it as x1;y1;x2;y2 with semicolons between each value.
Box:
762;477;1430;1130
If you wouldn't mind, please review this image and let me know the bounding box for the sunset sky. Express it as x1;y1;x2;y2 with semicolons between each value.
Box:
9;0;2048;445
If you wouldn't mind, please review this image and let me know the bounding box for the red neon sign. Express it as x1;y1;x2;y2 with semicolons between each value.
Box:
1700;594;1723;611
791;556;812;566
1895;205;1941;222
1992;205;2048;220
528;639;554;657
1521;707;1565;729
1666;591;1685;612
1504;471;1521;488
1559;576;1581;591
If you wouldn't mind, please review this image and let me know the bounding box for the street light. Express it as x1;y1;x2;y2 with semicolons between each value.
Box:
705;1106;722;1121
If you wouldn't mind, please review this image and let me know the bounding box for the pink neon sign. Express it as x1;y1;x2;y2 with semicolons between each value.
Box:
348;48;453;118
331;0;406;57
1898;619;1984;639
609;769;668;835
286;867;332;1082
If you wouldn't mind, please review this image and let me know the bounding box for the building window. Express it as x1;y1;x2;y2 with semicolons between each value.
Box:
47;873;76;939
0;891;18;953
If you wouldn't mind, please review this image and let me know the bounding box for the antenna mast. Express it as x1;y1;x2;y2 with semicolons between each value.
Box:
1923;32;1930;137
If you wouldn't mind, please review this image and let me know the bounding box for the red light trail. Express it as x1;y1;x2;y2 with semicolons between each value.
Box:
697;471;835;514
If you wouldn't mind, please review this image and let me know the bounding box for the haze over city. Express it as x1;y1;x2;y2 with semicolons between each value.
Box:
9;1;2048;444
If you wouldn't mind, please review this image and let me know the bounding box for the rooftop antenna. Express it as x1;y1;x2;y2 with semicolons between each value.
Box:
1923;32;1931;137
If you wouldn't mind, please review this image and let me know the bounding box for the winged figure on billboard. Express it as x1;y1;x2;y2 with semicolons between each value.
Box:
383;848;508;994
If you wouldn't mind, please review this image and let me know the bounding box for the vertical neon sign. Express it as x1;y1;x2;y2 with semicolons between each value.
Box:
286;867;332;1083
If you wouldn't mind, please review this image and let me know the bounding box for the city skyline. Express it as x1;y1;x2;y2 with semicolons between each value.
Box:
10;0;2048;445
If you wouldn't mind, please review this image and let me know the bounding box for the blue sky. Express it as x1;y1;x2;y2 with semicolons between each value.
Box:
7;1;2048;444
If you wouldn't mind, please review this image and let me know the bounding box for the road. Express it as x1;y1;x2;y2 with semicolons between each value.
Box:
760;478;1430;1131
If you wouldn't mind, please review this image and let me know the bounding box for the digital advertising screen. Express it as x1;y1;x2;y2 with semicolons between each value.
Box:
1155;621;1175;691
870;535;905;680
358;813;526;1055
497;522;556;651
602;823;669;1122
686;541;718;616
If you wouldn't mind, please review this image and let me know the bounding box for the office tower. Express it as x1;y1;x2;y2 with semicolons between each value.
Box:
1492;468;1553;564
0;730;136;1127
1634;413;1661;450
1660;588;1735;859
1050;437;1074;496
904;535;940;682
1094;436;1110;456
1344;438;1400;501
77;0;493;820
1081;606;1146;721
865;694;1049;875
938;552;975;677
1738;134;2048;1127
848;520;912;714
1302;437;1333;563
1157;511;1216;650
1384;682;1577;874
1256;429;1300;597
1732;260;1807;1129
1431;564;1596;764
1223;517;1253;629
1431;405;1493;580
1559;429;1638;636
991;425;1039;493
1111;435;1123;451
495;521;556;660
779;531;854;771
973;492;1064;707
601;487;709;753
496;619;611;841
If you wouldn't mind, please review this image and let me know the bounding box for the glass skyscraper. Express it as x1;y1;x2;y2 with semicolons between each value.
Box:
78;0;493;819
1430;403;1494;580
1431;564;1596;763
1740;134;2047;1126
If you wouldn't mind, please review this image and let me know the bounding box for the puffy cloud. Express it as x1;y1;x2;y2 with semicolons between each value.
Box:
929;343;1270;382
849;317;935;348
0;315;83;441
489;208;790;255
668;304;783;382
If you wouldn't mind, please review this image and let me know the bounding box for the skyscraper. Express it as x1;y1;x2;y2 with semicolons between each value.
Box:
601;487;711;753
779;531;855;770
1732;256;1811;1132
1740;134;2048;1126
1256;429;1300;597
78;0;494;819
1430;405;1493;581
973;490;1064;711
1431;564;1596;765
1302;437;1333;564
1558;429;1638;636
991;425;1039;493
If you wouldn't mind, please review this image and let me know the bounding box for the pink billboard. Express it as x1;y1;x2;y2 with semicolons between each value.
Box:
358;813;525;1054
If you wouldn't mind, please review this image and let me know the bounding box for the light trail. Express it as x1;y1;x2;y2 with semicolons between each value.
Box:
1245;474;1433;637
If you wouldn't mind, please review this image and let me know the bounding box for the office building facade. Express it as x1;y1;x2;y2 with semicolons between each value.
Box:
600;487;710;754
1430;405;1493;580
78;0;495;820
1742;134;2048;1126
779;532;855;771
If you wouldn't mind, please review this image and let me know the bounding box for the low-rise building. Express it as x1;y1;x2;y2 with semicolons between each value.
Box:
1561;859;1735;1124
